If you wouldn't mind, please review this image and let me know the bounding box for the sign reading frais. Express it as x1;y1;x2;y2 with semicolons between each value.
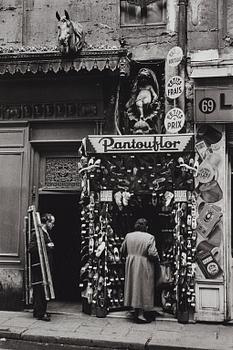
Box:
166;76;184;99
86;134;194;154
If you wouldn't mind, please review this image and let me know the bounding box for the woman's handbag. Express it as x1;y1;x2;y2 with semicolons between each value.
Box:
156;263;173;286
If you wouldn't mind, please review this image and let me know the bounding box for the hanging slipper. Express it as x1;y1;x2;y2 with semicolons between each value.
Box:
164;191;174;207
114;191;123;211
80;262;89;278
89;237;94;255
113;247;120;262
97;276;104;291
95;241;106;257
122;190;132;206
108;250;115;262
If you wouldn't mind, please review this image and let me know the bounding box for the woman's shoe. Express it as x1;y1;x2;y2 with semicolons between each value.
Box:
37;313;51;322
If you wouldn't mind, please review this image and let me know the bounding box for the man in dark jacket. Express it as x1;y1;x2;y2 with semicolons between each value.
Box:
29;213;55;321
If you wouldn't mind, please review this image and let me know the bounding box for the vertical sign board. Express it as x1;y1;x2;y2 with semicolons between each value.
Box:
195;88;233;122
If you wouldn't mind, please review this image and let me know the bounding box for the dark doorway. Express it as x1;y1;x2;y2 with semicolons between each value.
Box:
38;193;81;302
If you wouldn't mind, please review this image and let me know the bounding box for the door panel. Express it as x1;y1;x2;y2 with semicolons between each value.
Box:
0;126;29;310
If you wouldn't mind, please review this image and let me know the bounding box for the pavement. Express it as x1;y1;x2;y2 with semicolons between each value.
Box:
0;307;233;350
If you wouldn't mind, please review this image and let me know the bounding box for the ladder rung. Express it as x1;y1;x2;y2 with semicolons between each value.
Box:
31;281;44;286
31;263;41;267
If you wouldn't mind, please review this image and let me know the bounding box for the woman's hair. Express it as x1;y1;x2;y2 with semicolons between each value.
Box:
134;218;148;232
41;213;55;224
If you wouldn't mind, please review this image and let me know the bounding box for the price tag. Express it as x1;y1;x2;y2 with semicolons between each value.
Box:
99;190;113;202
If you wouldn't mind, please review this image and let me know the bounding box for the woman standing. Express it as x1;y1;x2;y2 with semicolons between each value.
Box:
121;218;160;323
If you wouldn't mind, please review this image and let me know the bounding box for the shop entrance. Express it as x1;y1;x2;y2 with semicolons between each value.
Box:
38;193;81;302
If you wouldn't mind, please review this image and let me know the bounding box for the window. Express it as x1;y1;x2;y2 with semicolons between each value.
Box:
120;0;166;26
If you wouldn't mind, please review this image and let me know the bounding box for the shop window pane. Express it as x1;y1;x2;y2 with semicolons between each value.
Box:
120;0;166;26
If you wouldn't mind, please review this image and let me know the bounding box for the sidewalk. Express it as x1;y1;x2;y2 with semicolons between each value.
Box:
0;308;233;350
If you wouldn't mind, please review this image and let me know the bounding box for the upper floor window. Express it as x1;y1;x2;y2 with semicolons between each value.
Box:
120;0;166;26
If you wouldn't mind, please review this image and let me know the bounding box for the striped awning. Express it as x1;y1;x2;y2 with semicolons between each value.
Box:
0;47;129;75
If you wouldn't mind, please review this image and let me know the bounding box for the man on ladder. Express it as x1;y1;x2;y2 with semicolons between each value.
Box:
29;213;55;321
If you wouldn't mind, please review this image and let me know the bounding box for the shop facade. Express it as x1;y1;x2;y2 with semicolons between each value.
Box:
191;59;233;322
0;0;232;324
0;47;129;309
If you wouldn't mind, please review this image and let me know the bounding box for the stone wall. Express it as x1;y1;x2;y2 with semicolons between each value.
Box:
187;0;219;52
0;0;179;59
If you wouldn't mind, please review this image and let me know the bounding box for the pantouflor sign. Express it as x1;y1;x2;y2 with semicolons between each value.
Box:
166;76;184;99
195;88;233;122
85;134;194;154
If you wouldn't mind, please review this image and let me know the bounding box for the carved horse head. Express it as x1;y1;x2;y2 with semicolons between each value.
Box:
56;10;85;54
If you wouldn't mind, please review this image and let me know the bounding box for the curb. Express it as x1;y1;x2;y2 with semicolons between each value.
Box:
0;331;219;350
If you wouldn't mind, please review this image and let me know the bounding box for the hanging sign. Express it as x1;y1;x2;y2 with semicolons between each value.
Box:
85;134;194;154
166;76;184;99
164;108;185;134
167;46;183;67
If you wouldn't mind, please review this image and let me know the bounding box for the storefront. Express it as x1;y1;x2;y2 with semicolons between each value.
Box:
0;47;129;310
78;133;197;322
192;65;233;322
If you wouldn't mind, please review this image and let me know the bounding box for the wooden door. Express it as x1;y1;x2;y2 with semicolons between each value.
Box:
0;125;30;310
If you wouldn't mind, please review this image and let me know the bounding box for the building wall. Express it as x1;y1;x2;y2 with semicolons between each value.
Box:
0;0;178;57
0;0;182;310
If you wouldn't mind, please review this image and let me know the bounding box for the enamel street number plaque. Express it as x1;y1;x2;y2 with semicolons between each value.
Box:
195;88;233;122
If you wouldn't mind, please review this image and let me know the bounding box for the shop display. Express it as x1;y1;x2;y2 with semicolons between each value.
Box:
78;151;196;319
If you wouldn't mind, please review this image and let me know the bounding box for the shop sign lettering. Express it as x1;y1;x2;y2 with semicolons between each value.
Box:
167;46;183;67
164;108;185;134
166;76;184;99
195;88;233;122
86;134;194;154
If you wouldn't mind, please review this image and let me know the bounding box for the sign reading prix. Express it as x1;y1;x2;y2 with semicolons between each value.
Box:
166;76;184;99
195;88;233;122
167;46;183;67
164;107;185;134
86;134;194;154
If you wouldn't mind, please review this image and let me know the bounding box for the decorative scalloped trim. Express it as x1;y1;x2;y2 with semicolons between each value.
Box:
0;47;129;75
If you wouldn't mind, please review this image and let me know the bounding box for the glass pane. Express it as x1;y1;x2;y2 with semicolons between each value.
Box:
120;0;164;25
146;3;163;23
120;2;142;25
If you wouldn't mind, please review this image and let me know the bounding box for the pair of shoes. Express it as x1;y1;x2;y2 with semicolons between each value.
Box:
37;313;51;322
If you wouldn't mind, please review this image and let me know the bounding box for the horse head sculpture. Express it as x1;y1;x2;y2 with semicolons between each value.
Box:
56;10;85;54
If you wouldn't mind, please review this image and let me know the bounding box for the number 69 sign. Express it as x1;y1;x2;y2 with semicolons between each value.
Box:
199;98;216;114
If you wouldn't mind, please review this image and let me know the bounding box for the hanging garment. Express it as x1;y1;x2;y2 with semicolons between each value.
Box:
121;231;159;310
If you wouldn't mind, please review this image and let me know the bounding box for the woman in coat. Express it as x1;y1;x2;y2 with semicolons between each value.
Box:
120;217;160;323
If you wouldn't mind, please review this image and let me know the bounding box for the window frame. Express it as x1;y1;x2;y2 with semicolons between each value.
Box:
119;0;167;28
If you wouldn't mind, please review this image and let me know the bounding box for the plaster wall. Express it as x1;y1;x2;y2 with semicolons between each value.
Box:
187;0;218;52
0;0;178;59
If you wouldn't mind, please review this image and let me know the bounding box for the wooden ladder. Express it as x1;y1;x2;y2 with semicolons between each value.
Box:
25;206;55;303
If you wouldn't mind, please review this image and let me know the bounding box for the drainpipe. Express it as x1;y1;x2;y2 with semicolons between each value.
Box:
178;0;188;114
